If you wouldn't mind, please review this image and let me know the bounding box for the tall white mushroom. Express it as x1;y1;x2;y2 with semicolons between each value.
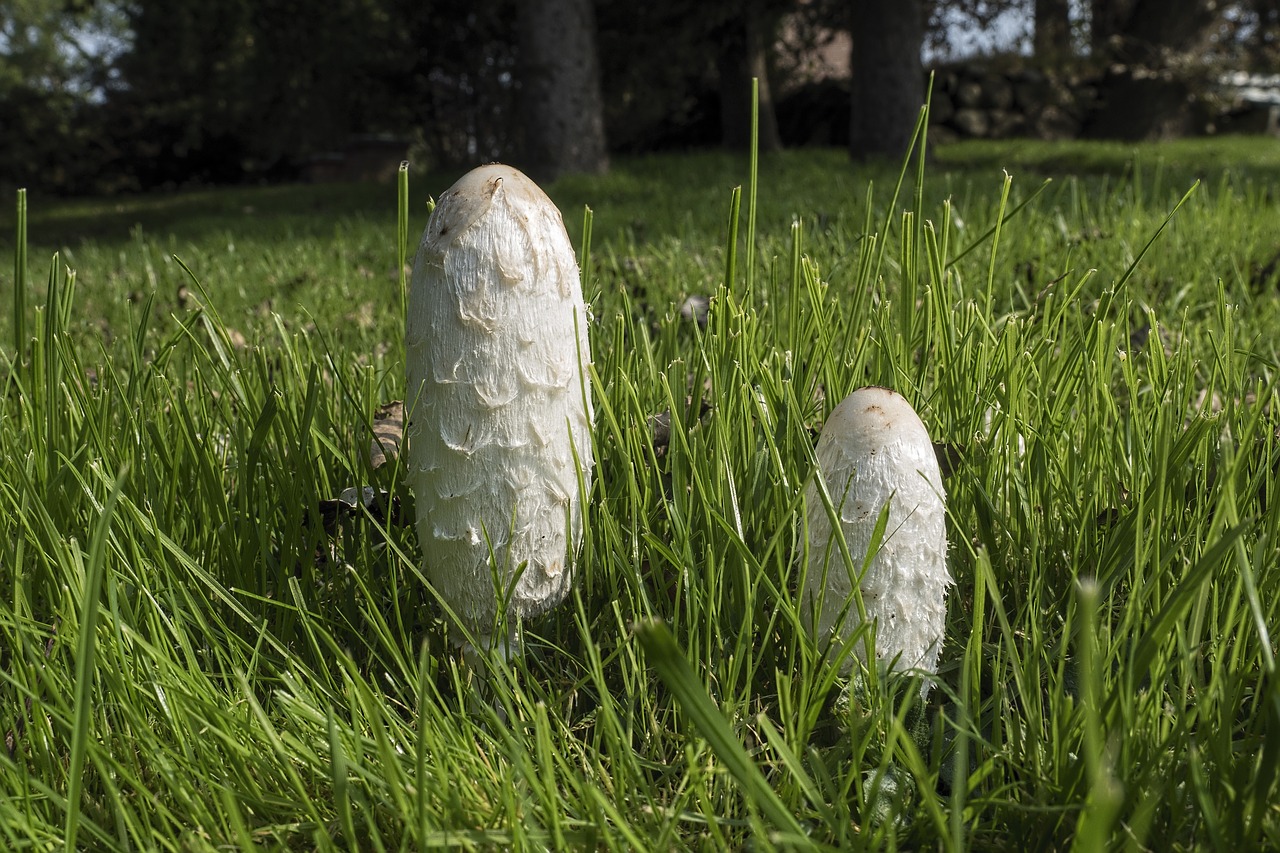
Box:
803;387;949;690
405;164;593;658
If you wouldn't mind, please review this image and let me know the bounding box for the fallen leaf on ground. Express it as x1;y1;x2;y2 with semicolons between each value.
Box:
370;400;404;468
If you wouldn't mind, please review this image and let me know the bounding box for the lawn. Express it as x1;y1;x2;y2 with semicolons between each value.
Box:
1;135;1278;850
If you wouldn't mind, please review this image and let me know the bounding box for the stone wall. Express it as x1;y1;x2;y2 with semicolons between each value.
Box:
775;58;1273;148
927;61;1100;143
774;61;1103;148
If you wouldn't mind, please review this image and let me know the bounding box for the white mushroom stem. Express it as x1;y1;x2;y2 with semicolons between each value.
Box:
803;387;949;692
405;164;594;658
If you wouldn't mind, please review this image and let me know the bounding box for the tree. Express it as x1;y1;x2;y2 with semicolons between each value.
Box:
517;0;609;180
1034;0;1073;60
1083;0;1222;139
594;0;790;154
850;0;924;160
0;1;126;192
716;1;783;151
401;1;521;167
1222;0;1280;69
111;0;424;185
1097;0;1219;61
1088;0;1133;54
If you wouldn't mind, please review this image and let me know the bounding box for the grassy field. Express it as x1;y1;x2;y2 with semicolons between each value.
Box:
1;135;1278;850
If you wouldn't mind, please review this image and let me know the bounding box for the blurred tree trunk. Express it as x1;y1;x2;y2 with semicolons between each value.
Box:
1034;0;1073;61
518;0;609;180
1088;0;1135;54
718;2;782;152
1108;0;1217;59
1085;0;1219;140
849;0;923;160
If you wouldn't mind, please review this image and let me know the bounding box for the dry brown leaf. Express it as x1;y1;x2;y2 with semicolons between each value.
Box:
649;397;712;457
933;441;964;479
224;327;249;350
370;400;404;468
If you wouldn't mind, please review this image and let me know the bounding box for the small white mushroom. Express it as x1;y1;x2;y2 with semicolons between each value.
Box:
405;164;593;657
803;387;949;689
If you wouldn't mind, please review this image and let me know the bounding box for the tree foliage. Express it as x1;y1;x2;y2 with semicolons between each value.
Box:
110;0;437;185
0;0;126;192
4;0;1280;192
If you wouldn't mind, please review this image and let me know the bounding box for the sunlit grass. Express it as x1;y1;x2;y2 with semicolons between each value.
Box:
1;134;1279;850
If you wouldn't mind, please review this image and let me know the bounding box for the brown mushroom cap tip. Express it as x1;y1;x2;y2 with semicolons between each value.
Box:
820;386;933;450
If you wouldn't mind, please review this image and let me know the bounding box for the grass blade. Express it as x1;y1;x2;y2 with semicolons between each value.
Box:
13;188;27;366
65;466;128;853
398;160;410;324
633;619;812;846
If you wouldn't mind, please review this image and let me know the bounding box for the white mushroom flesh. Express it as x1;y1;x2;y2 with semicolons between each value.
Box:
405;164;593;642
803;386;949;683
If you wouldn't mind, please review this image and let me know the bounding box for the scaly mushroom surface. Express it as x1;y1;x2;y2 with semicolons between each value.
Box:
803;386;949;685
405;164;594;655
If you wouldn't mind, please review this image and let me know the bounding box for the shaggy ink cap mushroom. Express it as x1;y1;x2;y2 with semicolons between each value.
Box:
803;386;949;693
405;164;594;659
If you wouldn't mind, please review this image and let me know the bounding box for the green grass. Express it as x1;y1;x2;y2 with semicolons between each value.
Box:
2;134;1279;850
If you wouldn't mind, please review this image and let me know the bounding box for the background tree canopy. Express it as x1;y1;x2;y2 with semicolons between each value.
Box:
3;0;1278;193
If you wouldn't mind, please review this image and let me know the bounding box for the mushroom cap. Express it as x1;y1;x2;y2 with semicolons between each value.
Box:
818;386;935;458
424;165;557;254
803;387;949;685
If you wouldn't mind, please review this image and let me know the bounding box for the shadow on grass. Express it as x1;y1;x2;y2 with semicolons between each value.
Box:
934;134;1280;184
3;180;408;251
4;137;1280;254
